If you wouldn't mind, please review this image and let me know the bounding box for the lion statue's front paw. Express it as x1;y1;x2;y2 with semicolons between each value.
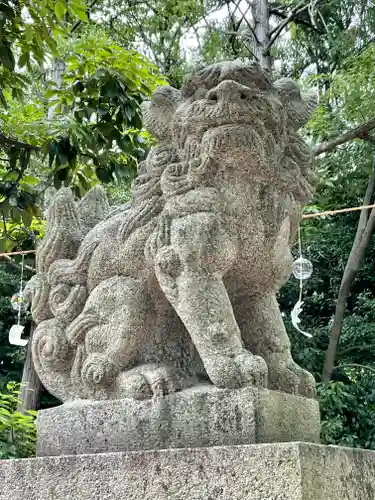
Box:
116;364;191;400
82;354;119;388
204;351;268;389
268;359;316;398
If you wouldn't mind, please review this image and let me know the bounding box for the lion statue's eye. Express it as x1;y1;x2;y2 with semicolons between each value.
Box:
192;88;208;101
207;91;218;102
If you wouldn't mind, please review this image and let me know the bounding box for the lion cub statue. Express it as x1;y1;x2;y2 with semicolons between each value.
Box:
26;60;317;402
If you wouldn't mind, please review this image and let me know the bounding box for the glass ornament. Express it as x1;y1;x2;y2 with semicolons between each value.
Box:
10;291;27;312
292;257;313;280
9;324;28;346
291;300;312;338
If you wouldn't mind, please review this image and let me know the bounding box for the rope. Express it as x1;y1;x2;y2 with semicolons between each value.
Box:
297;225;303;302
0;202;373;259
302;203;375;219
17;254;24;326
0;250;36;257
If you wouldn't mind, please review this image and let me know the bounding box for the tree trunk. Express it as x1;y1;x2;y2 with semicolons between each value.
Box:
47;58;66;120
322;158;375;382
17;323;43;413
252;0;271;71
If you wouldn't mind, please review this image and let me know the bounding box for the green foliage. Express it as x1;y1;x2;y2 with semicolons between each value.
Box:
305;45;375;149
280;153;375;448
274;0;375;449
318;378;375;449
0;148;44;252
106;181;132;206
0;382;36;459
275;0;375;81
97;0;224;86
281;213;375;450
0;26;165;252
43;31;165;189
0;0;88;106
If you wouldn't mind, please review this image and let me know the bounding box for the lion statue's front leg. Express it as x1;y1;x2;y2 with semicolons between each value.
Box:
147;187;268;390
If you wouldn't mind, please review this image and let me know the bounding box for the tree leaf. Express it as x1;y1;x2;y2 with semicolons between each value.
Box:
21;211;32;227
119;135;133;153
95;166;112;183
0;89;7;109
18;52;29;69
21;176;40;186
55;0;67;21
71;1;88;22
0;45;15;71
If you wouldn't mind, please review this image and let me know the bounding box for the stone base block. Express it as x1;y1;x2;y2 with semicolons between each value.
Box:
36;385;320;456
1;443;375;499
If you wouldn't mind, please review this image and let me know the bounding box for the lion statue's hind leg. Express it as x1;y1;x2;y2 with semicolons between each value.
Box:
236;293;316;398
66;276;194;400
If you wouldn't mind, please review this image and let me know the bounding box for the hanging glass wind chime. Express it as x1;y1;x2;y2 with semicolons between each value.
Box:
9;254;29;346
291;227;313;338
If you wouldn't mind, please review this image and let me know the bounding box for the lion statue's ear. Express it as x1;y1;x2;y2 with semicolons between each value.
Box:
273;78;318;130
142;85;181;140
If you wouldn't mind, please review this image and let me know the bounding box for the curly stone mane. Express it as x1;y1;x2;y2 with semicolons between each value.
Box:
120;61;316;247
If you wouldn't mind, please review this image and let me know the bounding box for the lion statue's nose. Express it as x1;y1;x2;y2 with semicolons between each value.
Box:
207;79;257;103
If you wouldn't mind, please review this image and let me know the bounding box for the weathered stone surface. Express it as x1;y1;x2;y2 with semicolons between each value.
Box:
36;386;320;457
25;61;318;403
1;443;375;500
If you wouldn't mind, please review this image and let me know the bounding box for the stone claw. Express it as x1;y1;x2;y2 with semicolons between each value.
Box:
146;215;172;262
204;351;268;390
82;354;119;388
267;360;316;398
116;373;153;401
117;365;189;400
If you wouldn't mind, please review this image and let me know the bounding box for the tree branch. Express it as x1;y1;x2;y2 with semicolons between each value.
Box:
322;154;375;383
232;0;258;42
252;0;270;69
269;0;307;36
337;343;375;357
269;7;323;33
227;0;241;25
313;118;375;156
0;133;40;151
70;0;101;34
265;1;309;54
1;211;17;242
197;22;259;61
332;363;375;376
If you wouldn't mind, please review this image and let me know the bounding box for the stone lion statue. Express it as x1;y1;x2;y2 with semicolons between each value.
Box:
25;61;317;402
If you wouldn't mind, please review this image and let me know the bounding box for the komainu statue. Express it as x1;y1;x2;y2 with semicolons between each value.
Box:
26;61;317;402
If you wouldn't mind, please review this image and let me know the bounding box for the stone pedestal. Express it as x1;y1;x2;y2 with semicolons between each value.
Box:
2;387;374;499
1;443;375;500
36;386;320;456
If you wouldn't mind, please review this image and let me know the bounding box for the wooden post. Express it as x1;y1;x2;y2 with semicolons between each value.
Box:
17;323;43;413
